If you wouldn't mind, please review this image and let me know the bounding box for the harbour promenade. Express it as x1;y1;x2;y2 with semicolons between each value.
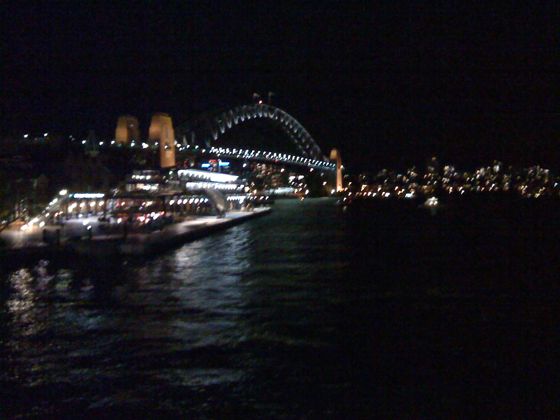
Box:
0;208;270;258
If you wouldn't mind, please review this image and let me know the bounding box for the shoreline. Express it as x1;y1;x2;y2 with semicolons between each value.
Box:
0;208;271;260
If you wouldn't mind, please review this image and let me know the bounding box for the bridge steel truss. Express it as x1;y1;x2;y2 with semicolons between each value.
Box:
200;146;336;171
178;104;328;164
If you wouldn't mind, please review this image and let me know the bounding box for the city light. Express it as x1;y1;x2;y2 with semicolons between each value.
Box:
71;193;105;199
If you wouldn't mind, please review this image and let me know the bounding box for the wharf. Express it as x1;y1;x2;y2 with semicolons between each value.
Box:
0;208;271;258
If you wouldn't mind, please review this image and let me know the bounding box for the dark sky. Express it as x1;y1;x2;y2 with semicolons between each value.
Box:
1;1;558;171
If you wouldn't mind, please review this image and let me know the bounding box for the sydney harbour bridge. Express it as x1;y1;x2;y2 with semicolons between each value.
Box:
112;102;343;191
1;102;344;247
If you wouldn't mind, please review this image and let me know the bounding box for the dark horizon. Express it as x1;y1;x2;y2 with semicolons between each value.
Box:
1;2;557;171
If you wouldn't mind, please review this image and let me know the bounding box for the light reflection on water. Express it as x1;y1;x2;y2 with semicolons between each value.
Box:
1;209;298;416
2;198;559;417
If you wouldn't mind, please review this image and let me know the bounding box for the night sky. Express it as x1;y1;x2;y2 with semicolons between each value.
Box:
1;2;558;171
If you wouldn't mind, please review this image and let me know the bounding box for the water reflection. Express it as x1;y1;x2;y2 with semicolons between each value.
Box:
7;268;43;337
0;200;349;416
4;223;264;409
4;198;554;416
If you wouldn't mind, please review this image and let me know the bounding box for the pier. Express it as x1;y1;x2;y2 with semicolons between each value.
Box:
0;208;270;258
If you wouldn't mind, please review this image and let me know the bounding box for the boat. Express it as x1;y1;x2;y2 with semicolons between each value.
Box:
420;196;442;215
423;196;439;207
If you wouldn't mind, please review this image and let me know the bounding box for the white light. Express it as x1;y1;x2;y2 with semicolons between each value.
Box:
71;193;105;199
59;189;68;196
23;134;29;138
44;132;48;137
178;169;238;183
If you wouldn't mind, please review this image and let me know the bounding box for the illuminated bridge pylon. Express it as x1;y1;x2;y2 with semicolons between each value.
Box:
329;148;343;192
149;113;176;168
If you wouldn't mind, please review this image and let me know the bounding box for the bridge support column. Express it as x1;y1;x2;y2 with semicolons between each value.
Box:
330;148;343;192
150;113;176;168
115;115;140;145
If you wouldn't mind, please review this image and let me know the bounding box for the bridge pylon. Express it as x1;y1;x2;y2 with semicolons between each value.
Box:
115;115;140;145
149;113;176;168
329;148;343;192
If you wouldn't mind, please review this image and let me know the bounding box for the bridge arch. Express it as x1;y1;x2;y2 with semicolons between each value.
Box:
178;104;327;162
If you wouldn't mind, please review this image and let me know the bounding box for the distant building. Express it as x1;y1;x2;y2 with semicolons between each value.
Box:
115;115;140;144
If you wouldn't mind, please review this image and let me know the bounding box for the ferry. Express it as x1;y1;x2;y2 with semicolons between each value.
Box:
423;196;439;207
420;196;442;215
5;168;272;256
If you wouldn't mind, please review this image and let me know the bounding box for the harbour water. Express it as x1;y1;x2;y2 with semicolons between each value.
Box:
1;197;559;417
